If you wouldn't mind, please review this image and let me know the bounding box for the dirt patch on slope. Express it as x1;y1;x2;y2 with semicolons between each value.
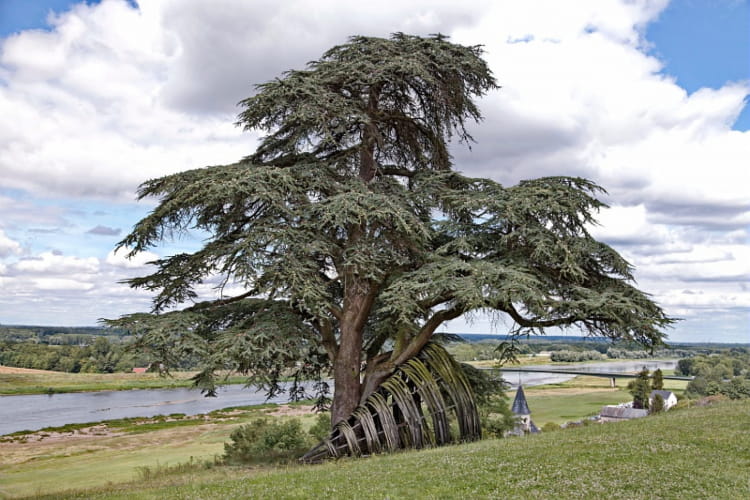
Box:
0;365;65;375
265;404;315;417
526;387;620;396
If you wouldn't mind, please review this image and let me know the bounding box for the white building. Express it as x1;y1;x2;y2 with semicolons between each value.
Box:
649;390;677;411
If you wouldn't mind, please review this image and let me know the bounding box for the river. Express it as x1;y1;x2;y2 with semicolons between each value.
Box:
0;360;677;436
0;383;310;436
499;359;678;388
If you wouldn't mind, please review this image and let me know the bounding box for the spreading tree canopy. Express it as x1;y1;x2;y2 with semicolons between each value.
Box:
108;33;673;424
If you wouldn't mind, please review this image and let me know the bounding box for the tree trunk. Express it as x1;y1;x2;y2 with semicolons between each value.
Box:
331;323;362;425
331;286;370;425
330;91;381;425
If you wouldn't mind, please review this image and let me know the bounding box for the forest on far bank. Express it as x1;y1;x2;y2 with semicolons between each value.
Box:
2;325;748;378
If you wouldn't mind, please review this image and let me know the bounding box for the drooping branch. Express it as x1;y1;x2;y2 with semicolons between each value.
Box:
503;303;577;329
319;317;338;362
377;165;415;178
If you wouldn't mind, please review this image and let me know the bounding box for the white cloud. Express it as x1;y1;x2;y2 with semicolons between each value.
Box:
0;229;22;258
637;244;750;282
0;0;249;201
31;277;96;291
106;247;159;269
13;251;99;274
589;205;674;246
0;246;155;325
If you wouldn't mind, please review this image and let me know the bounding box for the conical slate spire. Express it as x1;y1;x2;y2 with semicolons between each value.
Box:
511;385;531;415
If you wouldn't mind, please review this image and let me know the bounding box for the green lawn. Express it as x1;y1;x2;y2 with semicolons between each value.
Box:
526;389;631;425
524;375;688;425
36;399;750;500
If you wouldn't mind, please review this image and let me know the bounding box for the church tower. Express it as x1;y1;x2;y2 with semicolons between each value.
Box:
510;385;540;434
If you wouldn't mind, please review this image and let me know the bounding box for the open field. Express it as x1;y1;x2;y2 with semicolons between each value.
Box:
16;398;750;499
468;353;552;367
0;403;317;498
527;388;630;425
528;373;689;392
0;366;247;395
0;366;60;375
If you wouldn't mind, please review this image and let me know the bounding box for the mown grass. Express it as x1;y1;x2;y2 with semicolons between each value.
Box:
30;399;750;500
526;389;631;425
528;373;688;393
523;375;687;425
468;353;553;368
0;370;249;395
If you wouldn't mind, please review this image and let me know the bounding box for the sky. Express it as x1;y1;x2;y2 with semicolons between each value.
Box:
0;0;748;343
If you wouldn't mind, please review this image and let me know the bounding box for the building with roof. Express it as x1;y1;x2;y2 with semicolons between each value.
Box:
649;390;677;411
507;385;540;436
599;405;649;422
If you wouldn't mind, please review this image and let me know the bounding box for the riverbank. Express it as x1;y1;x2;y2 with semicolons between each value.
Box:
0;366;248;396
0;403;316;498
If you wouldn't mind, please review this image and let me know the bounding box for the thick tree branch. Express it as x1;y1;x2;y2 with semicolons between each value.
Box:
328;305;343;322
377;166;414;178
319;318;338;362
189;290;255;310
505;303;577;328
393;305;464;365
365;329;391;359
417;292;454;311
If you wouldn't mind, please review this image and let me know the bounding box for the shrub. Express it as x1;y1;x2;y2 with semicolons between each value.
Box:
480;396;516;439
223;418;308;465
651;394;665;413
459;362;508;407
550;350;603;362
308;412;331;441
542;422;560;432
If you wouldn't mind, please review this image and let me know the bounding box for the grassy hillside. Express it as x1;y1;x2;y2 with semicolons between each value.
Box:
27;399;750;500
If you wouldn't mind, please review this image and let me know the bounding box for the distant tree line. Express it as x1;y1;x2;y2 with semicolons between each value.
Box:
605;347;694;359
0;325;124;345
549;350;603;362
447;339;701;363
0;337;149;373
678;350;750;400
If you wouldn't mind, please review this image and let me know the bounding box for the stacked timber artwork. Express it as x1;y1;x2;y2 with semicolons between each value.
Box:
302;343;481;462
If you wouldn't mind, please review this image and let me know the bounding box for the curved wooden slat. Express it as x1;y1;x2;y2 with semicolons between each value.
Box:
301;343;480;463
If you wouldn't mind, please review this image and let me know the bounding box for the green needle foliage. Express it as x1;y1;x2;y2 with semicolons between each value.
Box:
652;368;664;390
107;33;674;425
628;368;652;409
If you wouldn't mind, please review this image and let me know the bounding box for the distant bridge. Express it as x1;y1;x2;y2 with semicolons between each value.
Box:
485;367;693;387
